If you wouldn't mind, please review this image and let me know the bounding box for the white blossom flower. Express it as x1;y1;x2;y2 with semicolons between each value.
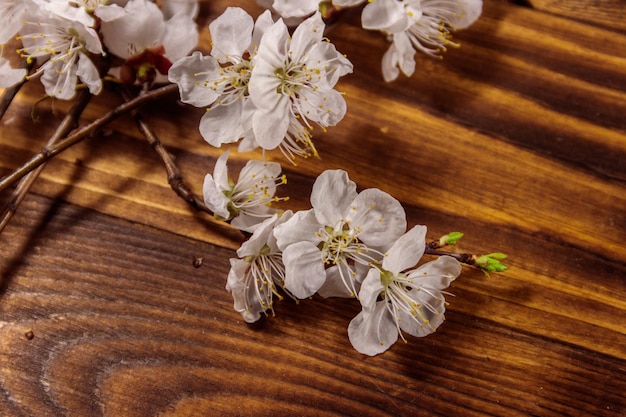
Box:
203;150;288;232
168;7;273;148
248;12;353;152
275;169;406;299
227;211;294;323
361;0;482;81
16;9;104;99
348;225;462;356
100;0;198;84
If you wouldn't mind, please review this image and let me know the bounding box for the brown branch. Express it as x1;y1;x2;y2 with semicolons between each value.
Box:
119;86;212;215
0;83;178;194
424;246;476;265
0;89;93;234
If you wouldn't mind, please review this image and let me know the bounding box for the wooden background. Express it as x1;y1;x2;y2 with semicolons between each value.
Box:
1;0;625;415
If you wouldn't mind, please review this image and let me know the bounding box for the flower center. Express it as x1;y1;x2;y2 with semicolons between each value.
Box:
199;59;253;107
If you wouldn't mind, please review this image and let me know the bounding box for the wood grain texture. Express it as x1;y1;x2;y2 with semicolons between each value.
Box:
1;0;625;416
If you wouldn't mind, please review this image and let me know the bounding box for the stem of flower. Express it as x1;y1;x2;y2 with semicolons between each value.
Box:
0;89;93;235
120;85;212;215
0;83;179;194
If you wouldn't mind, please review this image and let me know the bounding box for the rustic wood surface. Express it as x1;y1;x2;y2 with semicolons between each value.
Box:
1;0;625;415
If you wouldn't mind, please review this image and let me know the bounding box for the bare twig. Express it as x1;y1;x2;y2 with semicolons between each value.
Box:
120;85;212;215
424;247;475;265
0;83;178;194
0;89;93;234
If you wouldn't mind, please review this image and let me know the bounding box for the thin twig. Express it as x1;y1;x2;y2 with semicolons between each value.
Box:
120;86;212;215
0;83;178;194
424;246;475;265
0;89;93;234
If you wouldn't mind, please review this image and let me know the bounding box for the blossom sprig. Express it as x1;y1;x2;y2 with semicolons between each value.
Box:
0;1;509;358
222;168;508;355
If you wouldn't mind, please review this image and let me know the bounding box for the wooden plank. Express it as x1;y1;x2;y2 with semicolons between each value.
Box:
0;0;624;415
0;195;624;416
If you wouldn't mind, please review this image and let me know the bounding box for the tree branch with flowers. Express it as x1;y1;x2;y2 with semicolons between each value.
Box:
0;0;506;356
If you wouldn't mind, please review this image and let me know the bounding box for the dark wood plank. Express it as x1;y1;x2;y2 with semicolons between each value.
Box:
0;0;625;415
0;195;624;416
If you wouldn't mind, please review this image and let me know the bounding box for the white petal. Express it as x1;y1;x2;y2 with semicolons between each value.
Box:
251;103;290;150
238;159;282;189
163;13;199;62
209;7;254;62
297;87;347;127
274;209;322;250
226;259;264;323
358;268;385;309
169;52;220;107
288;12;324;60
41;60;77;100
381;41;401;82
200;101;248;146
76;52;102;96
231;209;276;233
348;301;398;356
453;0;483;29
272;0;319;18
398;291;446;337
0;2;26;44
101;0;165;59
250;18;290;74
93;3;127;22
237;213;281;257
310;170;358;226
394;32;416;77
407;255;462;289
202;173;230;219
347;188;406;247
212;150;231;191
317;264;359;298
361;0;408;32
383;225;427;275
250;10;275;53
283;241;326;298
0;58;26;88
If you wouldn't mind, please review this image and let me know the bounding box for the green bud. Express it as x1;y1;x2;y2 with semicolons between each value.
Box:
475;253;508;275
439;232;464;246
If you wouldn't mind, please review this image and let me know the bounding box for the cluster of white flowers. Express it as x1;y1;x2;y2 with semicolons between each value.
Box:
0;0;198;97
262;0;482;81
169;7;353;159
223;168;461;355
0;1;496;356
